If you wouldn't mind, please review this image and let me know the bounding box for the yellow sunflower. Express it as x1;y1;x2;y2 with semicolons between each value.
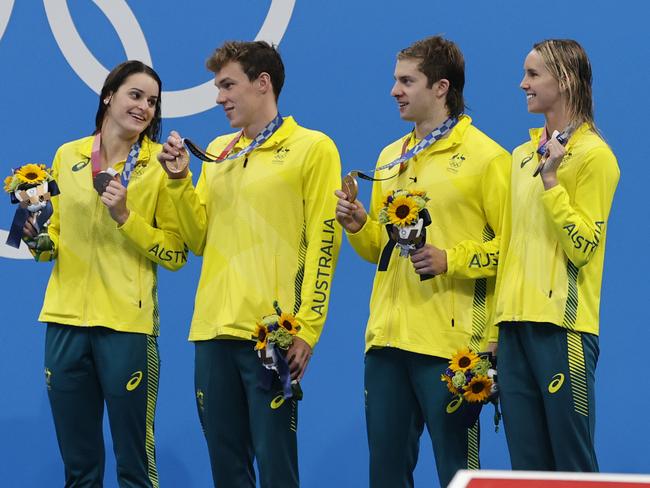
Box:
3;175;14;193
15;164;47;185
387;196;419;226
449;347;479;373
463;375;493;403
253;323;268;350
440;374;458;394
279;313;299;335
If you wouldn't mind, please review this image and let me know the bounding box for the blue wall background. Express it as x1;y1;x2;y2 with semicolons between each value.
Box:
0;1;647;486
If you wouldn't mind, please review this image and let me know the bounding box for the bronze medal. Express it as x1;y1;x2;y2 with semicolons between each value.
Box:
341;173;358;202
166;150;190;174
93;172;114;195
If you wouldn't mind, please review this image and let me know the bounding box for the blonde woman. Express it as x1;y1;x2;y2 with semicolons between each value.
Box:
494;39;619;471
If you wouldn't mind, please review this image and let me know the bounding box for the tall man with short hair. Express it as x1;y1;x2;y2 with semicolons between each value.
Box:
158;40;341;488
335;36;510;488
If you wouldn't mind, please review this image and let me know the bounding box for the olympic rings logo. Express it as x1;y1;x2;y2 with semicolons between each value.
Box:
0;0;295;259
42;0;296;118
0;1;14;44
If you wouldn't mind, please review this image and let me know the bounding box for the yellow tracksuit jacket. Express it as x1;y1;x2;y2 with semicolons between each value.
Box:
494;123;619;335
38;136;187;335
166;116;342;347
347;115;510;358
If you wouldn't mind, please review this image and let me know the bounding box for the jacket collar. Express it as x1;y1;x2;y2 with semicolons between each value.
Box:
529;122;590;150
404;114;471;154
232;116;298;151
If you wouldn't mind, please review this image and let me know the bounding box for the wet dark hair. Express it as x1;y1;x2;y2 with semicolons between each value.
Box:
94;60;162;142
206;40;285;101
533;39;597;133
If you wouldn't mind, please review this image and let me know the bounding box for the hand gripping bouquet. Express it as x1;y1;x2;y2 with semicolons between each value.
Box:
4;164;59;256
441;347;501;431
378;189;434;280
252;301;303;407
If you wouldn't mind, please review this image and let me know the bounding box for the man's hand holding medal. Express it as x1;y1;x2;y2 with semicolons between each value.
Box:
158;130;190;179
336;184;442;279
334;188;368;234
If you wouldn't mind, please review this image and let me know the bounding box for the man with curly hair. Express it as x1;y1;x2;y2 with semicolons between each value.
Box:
158;41;341;487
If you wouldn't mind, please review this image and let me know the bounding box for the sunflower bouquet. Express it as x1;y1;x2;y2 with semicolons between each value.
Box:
4;163;59;254
441;347;501;430
378;189;431;258
252;301;303;402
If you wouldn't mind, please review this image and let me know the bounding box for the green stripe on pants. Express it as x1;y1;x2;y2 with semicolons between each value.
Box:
195;339;299;488
498;321;599;471
365;347;479;488
45;323;160;487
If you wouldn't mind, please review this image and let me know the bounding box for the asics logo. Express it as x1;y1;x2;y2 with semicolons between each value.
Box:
548;373;565;394
72;160;90;172
446;396;463;414
520;152;534;168
270;394;285;409
126;371;144;391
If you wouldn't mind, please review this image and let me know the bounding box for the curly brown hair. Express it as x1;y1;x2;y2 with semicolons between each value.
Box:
206;40;285;101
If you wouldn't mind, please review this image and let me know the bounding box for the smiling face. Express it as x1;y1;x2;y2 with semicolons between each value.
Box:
390;58;441;124
102;72;159;139
214;61;265;130
520;49;564;115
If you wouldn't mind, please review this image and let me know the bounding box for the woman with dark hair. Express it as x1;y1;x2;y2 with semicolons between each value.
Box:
23;60;186;487
493;39;619;471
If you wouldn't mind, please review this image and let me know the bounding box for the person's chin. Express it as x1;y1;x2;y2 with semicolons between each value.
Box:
225;114;241;128
525;101;542;114
123;125;144;139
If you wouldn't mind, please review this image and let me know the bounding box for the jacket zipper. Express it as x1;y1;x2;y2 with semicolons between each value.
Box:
81;197;103;325
386;257;403;347
548;242;560;298
137;254;143;308
450;277;456;327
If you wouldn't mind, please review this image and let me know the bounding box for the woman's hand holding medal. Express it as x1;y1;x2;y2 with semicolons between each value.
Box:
158;130;190;179
100;175;130;225
334;189;368;234
537;130;566;190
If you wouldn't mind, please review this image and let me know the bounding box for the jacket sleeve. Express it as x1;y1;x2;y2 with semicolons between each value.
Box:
165;166;209;256
31;150;61;262
541;146;619;268
294;137;343;348
119;172;188;271
445;150;511;279
345;170;384;264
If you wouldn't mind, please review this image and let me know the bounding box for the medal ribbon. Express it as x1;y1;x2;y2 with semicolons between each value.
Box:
532;125;574;177
536;126;572;157
182;113;284;162
91;133;141;188
352;116;458;182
